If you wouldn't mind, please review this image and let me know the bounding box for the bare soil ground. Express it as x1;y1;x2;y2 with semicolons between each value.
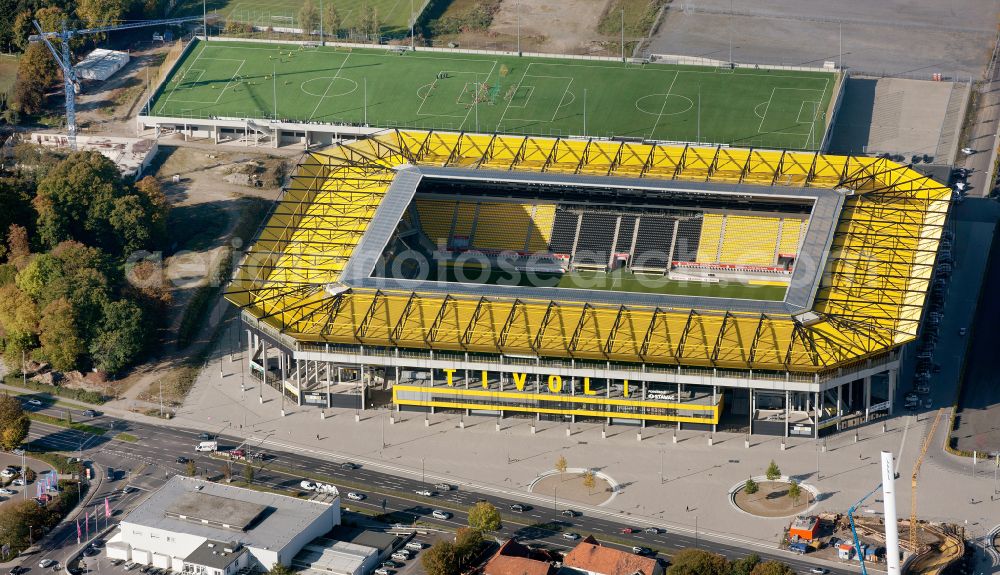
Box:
733;481;815;518
531;472;614;506
429;0;621;56
108;145;290;413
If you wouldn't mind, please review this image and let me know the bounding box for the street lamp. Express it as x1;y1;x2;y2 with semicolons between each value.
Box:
421;458;425;484
553;486;558;517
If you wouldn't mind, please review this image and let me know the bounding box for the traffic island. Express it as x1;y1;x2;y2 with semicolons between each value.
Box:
729;476;819;518
528;468;618;507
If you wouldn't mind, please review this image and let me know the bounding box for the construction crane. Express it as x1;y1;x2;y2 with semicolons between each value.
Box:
29;15;205;150
847;481;882;575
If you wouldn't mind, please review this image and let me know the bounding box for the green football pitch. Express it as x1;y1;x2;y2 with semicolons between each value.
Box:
149;39;837;149
437;265;787;301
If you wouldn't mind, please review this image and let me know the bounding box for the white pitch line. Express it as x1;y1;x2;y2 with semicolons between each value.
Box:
308;53;352;121
646;71;680;141
757;87;776;134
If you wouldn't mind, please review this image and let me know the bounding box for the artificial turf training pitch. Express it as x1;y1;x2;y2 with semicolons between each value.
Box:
149;39;837;149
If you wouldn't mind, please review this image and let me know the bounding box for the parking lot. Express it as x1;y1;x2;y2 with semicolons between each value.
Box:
0;453;57;511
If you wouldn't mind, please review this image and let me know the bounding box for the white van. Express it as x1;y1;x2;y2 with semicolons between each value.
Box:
195;441;218;452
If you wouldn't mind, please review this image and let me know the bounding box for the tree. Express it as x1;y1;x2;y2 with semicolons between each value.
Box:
89;299;146;374
185;460;196;477
223;462;233;481
453;528;483;569
787;480;801;506
765;460;781;481
582;470;596;494
0;396;30;451
76;0;125;29
666;549;729;575
34;151;161;256
267;564;294;575
555;454;567;473
421;541;459;575
730;553;760;575
16;253;64;304
744;478;759;495
12;43;59;115
323;2;342;37
467;501;501;532
6;224;31;270
243;461;255;483
298;0;319;35
750;561;795;575
359;3;379;41
38;298;84;371
0;283;39;366
12;11;33;52
34;7;68;35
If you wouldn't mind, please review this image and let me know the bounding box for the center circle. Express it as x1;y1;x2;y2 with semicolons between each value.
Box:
635;93;694;116
301;77;359;98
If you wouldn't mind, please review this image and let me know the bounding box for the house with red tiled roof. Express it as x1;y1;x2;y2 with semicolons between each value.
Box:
559;537;662;575
483;540;554;575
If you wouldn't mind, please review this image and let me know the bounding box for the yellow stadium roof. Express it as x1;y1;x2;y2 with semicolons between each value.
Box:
225;130;950;374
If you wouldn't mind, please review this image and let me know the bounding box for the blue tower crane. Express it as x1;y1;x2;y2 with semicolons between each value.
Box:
29;15;205;150
847;482;883;575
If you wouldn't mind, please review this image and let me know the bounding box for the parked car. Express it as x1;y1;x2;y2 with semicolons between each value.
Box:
175;456;189;464
0;488;15;495
390;552;411;561
12;478;24;486
434;483;453;491
0;468;16;478
374;569;393;575
561;509;579;517
415;489;434;497
82;410;100;417
122;562;136;571
110;560;123;567
561;532;580;540
809;569;829;574
621;527;634;534
431;509;451;520
644;527;660;534
347;492;365;501
83;547;100;557
198;433;213;440
631;547;651;555
381;561;402;569
341;462;358;470
11;448;24;456
26;399;42;406
404;542;425;551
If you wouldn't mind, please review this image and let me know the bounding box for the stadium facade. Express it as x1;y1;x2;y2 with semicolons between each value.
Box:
226;130;950;437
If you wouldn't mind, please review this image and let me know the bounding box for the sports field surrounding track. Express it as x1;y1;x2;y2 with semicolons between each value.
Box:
149;39;837;149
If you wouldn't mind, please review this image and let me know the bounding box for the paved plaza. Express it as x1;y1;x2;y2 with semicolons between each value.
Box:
160;342;1000;553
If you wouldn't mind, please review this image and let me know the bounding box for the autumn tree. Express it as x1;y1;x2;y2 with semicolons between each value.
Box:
323;2;342;37
186;460;196;477
11;11;33;52
582;470;596;494
38;298;84;371
0;396;30;451
6;224;31;270
421;540;459;575
0;283;39;365
555;454;567;473
750;561;795;575
665;549;729;575
243;461;255;483
359;3;379;41
298;0;319;35
730;553;761;575
467;501;501;532
76;0;125;29
12;42;59;115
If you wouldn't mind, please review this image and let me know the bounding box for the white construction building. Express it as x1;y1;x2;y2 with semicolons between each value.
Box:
74;48;130;81
106;476;339;573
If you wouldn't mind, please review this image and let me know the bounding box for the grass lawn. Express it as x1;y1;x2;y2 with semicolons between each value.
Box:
437;264;787;300
149;39;836;149
176;0;415;34
0;54;18;97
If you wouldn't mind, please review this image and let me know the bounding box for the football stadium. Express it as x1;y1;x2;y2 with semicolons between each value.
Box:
226;130;950;437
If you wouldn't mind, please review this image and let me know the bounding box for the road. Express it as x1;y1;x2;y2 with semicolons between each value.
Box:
11;399;857;575
962;39;1000;198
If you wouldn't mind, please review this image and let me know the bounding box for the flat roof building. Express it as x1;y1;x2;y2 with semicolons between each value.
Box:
107;476;339;573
